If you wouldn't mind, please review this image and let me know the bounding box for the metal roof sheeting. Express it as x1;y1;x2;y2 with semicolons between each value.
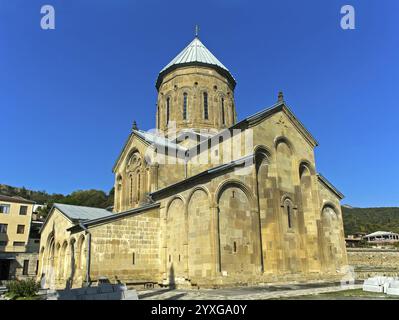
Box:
160;37;230;73
156;37;236;90
54;203;113;221
133;129;187;153
364;231;399;238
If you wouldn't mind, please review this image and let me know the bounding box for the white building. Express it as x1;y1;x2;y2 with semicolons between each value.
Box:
363;231;399;245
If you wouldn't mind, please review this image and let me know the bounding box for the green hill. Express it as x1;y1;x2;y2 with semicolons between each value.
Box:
342;206;399;236
1;184;398;235
0;184;114;217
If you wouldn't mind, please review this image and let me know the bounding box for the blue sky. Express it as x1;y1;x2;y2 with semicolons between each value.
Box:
1;0;398;207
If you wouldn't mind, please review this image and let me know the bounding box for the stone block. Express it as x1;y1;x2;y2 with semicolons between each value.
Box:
94;293;110;300
58;294;77;300
99;284;114;293
114;284;127;292
387;287;399;296
85;286;99;295
363;284;383;293
123;290;139;300
74;288;87;296
362;277;390;293
388;280;399;289
107;292;123;300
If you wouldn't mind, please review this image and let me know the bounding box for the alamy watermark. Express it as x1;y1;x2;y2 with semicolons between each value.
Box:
341;5;356;30
40;5;55;30
340;265;357;289
142;122;254;176
40;4;356;31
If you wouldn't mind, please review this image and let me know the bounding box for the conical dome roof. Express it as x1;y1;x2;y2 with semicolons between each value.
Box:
156;37;236;89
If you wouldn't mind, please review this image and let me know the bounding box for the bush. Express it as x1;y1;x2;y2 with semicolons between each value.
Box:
6;279;40;298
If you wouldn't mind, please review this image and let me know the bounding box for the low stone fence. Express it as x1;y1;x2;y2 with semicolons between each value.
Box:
47;283;138;300
347;248;399;280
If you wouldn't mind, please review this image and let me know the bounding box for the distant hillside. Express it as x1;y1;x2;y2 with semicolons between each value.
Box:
342;206;399;236
2;184;398;235
0;184;114;217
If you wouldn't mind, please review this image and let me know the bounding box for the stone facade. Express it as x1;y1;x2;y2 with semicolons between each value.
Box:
347;248;399;279
38;36;348;289
89;207;160;282
0;252;39;282
157;66;236;133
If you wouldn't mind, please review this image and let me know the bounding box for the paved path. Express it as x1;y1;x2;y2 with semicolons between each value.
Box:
137;282;364;300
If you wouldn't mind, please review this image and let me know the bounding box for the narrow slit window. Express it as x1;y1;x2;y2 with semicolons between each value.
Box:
183;93;188;120
233;241;237;253
203;92;209;120
157;105;160;128
287;204;292;229
166;97;170;125
221;97;225;125
137;173;141;203
130;175;134;205
132;252;135;265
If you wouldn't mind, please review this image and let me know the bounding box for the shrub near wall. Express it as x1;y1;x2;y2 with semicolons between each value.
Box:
6;279;40;299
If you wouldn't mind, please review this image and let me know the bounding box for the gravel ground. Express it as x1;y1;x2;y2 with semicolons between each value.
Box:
136;281;368;300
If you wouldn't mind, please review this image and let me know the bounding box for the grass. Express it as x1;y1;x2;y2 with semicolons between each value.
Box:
284;288;399;300
3;292;42;300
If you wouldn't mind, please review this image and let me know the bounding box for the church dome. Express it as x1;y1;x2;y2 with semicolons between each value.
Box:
156;37;236;90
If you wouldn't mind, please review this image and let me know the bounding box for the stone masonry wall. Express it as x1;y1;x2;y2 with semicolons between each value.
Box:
89;208;161;283
347;248;399;279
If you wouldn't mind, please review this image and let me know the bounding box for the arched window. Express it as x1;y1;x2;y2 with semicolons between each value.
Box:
203;92;209;120
183;93;188;120
287;203;292;229
117;175;122;191
283;198;294;230
166;97;170;125
129;175;134;205
221;97;225;125
137;171;141;203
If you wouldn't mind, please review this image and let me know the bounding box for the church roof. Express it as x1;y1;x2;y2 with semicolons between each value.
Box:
133;129;187;153
54;203;112;220
156;37;236;89
53;203;113;221
39;203;114;233
112;129;187;173
67;202;160;233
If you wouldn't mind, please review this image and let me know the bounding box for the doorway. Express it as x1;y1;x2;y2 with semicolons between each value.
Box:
0;259;11;280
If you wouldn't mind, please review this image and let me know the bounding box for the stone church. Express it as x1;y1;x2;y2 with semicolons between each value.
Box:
38;35;348;289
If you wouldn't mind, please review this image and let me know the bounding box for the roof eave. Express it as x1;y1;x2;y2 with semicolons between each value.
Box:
38;204;74;234
67;202;160;233
155;62;236;91
150;154;254;201
317;174;345;200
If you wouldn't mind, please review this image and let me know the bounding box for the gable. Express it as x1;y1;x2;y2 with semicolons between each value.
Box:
39;207;73;234
245;103;318;148
113;130;187;173
112;132;154;174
